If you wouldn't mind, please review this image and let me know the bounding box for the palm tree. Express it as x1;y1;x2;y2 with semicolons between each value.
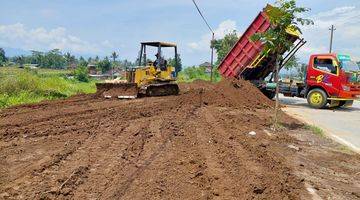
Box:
111;51;119;79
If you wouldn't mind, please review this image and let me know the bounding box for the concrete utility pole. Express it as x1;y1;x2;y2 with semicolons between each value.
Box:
329;25;336;53
192;0;215;82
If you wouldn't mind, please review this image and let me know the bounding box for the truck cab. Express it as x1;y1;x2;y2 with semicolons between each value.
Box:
306;53;360;108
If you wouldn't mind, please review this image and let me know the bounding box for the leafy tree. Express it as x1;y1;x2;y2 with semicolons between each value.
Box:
111;52;119;79
64;52;76;69
94;56;100;62
74;62;89;82
97;57;111;73
251;0;313;129
0;48;6;66
168;54;183;76
79;56;86;63
111;51;118;63
14;55;26;67
296;63;307;81
212;31;239;66
283;55;299;70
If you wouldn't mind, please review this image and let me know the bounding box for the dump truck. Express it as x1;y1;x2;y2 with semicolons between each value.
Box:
218;6;360;108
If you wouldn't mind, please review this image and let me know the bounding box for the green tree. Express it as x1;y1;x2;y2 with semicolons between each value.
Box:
74;61;89;82
251;0;313;129
64;52;76;69
111;52;119;79
168;54;183;75
97;57;111;73
283;55;299;70
94;56;100;62
0;48;6;66
212;31;239;66
296;63;307;81
14;55;26;67
79;56;86;63
41;49;66;69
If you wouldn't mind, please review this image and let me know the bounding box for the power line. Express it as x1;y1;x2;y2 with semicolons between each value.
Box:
192;0;214;34
191;0;215;82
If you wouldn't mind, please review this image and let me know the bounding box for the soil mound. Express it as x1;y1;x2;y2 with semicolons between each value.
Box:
180;78;273;109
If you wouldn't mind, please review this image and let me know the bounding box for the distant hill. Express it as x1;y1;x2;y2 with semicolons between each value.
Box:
2;47;31;57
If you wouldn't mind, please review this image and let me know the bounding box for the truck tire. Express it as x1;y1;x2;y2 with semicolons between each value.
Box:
265;91;276;100
260;89;276;100
307;89;327;109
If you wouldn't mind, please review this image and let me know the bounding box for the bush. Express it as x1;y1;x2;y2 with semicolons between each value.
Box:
74;65;89;82
177;66;222;83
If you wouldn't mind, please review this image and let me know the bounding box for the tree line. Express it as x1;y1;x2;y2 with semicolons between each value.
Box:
0;47;183;74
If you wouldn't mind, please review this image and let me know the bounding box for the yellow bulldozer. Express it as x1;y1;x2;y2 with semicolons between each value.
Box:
96;42;180;98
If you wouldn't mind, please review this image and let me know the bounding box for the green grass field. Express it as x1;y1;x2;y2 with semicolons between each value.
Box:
0;67;97;109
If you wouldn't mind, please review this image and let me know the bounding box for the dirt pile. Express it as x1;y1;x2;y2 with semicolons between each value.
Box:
180;78;273;109
1;79;359;199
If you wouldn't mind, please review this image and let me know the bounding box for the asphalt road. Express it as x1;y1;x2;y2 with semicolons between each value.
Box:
280;95;360;153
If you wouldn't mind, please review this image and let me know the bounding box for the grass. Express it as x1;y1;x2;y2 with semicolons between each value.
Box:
177;66;222;83
304;124;325;137
0;66;96;109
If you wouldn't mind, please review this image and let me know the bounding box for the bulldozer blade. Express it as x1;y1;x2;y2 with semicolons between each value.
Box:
96;83;138;98
141;83;179;97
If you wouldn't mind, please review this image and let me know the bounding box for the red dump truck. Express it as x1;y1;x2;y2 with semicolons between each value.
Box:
218;6;360;108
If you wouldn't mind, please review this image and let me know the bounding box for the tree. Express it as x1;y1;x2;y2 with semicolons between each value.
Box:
212;31;239;66
94;56;100;63
74;61;89;82
111;51;119;79
251;0;313;130
296;63;307;81
64;52;76;69
0;48;7;66
168;54;183;76
283;55;299;70
97;57;111;73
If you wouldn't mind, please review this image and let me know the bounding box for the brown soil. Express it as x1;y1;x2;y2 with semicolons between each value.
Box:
1;79;359;199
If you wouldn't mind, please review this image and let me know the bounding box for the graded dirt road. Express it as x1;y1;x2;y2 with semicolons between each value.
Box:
281;95;360;153
1;79;359;199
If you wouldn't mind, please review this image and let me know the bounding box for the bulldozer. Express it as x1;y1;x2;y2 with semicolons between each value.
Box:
96;42;180;99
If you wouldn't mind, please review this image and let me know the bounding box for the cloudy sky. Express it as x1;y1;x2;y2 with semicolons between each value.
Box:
0;0;359;65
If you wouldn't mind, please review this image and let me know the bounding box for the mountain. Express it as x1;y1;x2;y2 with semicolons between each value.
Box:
2;47;31;57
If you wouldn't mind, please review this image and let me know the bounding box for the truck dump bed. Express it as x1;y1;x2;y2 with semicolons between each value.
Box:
218;6;299;81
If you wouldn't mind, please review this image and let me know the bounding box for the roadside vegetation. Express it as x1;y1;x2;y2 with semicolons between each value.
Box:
0;67;96;109
304;124;325;137
177;66;222;82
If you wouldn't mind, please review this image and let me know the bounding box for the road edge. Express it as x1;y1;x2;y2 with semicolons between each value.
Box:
282;108;360;154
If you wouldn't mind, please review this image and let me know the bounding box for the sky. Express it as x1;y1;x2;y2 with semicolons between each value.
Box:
0;0;360;65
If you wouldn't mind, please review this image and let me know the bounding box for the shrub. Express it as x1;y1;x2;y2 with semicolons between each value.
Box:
74;65;89;82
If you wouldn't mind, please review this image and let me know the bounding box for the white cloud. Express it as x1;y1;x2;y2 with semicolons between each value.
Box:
299;6;360;62
0;23;112;54
187;20;238;51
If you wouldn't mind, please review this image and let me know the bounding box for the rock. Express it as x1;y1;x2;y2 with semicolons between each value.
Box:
248;131;256;136
288;144;300;151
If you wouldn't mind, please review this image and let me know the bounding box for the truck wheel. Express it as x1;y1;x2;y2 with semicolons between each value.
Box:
266;91;276;99
261;89;275;100
307;89;327;109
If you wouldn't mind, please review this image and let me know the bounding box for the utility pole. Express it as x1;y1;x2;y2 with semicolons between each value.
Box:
210;33;214;82
192;0;215;82
329;25;336;53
